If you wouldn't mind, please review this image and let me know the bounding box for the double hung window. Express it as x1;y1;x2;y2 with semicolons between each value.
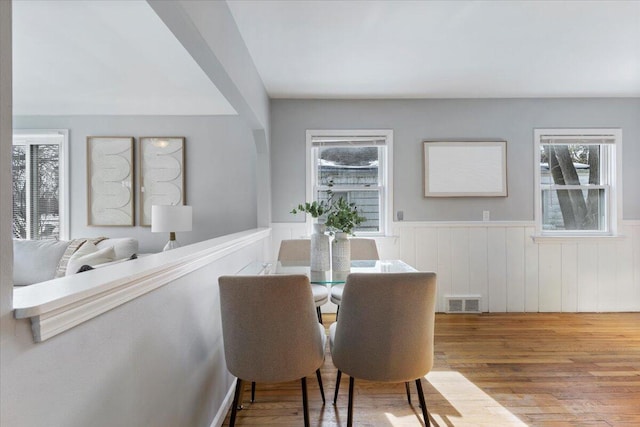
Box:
12;130;69;240
534;128;620;236
307;130;393;236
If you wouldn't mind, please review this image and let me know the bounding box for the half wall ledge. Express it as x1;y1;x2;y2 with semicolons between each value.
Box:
13;228;271;342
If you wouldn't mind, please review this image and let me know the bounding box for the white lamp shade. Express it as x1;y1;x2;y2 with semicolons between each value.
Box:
151;205;193;233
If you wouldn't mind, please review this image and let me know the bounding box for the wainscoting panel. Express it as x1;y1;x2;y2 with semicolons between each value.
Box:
270;221;640;312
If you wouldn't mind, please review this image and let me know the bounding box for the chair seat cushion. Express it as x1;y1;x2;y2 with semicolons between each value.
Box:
312;284;329;306
330;284;344;305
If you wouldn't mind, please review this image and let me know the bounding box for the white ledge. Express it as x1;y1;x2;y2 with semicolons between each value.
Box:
531;234;626;244
14;228;271;342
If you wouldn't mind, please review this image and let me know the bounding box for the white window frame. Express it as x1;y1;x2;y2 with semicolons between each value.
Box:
306;129;393;237
533;128;622;238
12;129;70;240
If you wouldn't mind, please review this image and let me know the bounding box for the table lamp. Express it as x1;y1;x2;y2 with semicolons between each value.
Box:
151;205;193;251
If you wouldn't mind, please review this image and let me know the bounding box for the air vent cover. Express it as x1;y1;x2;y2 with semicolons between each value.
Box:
445;295;482;313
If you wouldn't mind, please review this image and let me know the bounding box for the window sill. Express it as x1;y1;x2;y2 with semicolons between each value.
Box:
531;234;626;244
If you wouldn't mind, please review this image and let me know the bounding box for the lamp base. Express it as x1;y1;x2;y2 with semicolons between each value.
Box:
163;232;180;251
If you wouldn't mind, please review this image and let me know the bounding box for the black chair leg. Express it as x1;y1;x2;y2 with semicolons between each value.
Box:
405;381;411;404
229;378;243;427
333;370;342;404
347;376;355;427
335;305;339;320
415;378;431;427
301;377;310;427
316;306;323;323
316;369;326;403
251;381;256;403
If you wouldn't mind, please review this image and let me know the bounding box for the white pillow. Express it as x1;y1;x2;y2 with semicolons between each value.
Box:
66;242;116;276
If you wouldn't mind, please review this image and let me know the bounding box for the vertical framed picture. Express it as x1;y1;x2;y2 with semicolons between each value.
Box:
139;137;186;226
87;136;135;226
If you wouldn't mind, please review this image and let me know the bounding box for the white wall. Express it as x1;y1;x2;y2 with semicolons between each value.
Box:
271;221;640;313
2;237;268;427
270;98;640;312
13;115;258;253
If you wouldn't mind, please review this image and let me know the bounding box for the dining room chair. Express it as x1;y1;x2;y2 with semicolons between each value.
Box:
278;239;329;323
218;274;327;427
329;272;437;427
329;238;379;315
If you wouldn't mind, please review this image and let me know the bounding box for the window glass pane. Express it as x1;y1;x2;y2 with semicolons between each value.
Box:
12;145;27;239
540;144;601;186
317;147;379;186
316;189;380;233
541;189;606;231
31;144;60;239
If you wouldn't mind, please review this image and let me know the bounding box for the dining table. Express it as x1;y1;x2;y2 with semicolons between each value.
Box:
237;259;417;284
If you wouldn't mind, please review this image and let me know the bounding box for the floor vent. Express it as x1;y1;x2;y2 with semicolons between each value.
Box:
445;295;482;313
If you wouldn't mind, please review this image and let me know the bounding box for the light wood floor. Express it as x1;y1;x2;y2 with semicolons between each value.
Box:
222;313;640;426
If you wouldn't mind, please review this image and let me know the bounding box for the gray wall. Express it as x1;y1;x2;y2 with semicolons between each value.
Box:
271;98;640;223
14;115;258;252
1;240;265;427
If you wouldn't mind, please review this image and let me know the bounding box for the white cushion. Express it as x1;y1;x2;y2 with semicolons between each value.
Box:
330;284;344;305
66;242;116;276
95;237;138;260
13;239;71;286
312;284;329;306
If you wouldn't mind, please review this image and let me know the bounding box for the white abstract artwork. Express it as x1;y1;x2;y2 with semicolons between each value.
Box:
139;137;185;226
87;137;134;226
423;141;507;197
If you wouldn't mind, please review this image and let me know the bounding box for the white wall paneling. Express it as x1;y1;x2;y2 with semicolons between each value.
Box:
271;221;640;312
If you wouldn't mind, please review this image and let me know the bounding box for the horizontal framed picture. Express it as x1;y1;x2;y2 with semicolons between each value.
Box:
423;141;507;197
139;137;186;226
87;136;135;226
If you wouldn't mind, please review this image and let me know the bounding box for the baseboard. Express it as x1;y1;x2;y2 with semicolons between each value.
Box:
209;378;237;427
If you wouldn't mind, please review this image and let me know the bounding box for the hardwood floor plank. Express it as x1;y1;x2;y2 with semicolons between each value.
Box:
222;313;640;426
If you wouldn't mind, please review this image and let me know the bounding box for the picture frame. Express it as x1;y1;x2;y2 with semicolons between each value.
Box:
87;136;135;226
139;137;186;226
423;140;507;197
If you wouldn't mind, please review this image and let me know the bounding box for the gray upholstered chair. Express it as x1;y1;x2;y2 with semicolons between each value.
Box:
218;275;326;427
329;272;437;427
329;238;379;314
278;239;329;323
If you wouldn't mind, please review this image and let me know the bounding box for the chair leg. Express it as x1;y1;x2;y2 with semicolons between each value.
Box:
316;306;323;323
316;369;326;403
415;378;431;427
405;381;411;404
333;370;342;405
335;305;339;320
347;376;355;427
229;378;243;427
251;381;256;403
301;377;310;427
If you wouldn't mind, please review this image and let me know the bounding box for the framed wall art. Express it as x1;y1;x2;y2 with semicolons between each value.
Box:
423;140;507;197
139;137;186;226
87;136;135;226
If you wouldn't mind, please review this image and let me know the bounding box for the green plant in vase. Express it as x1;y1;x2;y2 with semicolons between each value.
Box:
325;197;366;235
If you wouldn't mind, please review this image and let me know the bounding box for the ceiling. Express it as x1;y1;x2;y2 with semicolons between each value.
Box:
227;0;640;98
12;1;640;116
12;0;236;116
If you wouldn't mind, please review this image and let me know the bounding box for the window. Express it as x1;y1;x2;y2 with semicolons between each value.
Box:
534;128;620;236
307;130;393;236
12;130;69;240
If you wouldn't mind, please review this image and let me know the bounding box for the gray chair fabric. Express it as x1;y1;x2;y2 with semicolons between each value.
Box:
277;239;311;262
218;274;326;426
330;238;379;306
329;272;437;426
278;239;329;319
